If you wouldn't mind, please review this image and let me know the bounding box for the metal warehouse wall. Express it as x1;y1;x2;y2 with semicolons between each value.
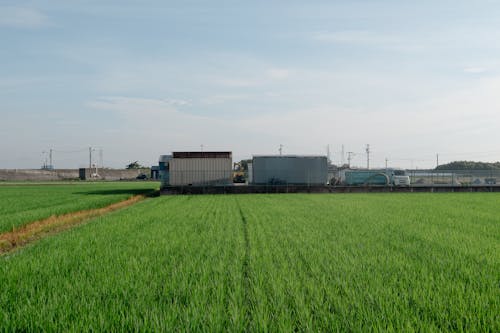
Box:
252;156;328;185
169;158;232;186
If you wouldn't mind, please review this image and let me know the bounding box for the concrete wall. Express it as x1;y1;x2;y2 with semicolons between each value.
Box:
0;168;150;181
79;168;150;181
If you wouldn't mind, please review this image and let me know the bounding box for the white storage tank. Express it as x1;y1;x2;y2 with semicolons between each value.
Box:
168;152;232;186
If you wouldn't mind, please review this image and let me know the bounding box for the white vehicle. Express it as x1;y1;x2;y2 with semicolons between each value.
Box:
391;170;410;186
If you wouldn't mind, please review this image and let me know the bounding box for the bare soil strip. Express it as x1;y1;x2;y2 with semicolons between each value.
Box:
0;195;145;255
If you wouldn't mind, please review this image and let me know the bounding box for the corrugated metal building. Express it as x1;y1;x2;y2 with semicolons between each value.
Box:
166;151;233;186
251;155;328;185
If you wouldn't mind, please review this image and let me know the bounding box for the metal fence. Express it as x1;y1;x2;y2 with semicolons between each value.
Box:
161;168;500;187
407;169;500;186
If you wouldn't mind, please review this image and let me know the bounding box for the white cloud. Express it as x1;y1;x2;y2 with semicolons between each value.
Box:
463;67;487;74
210;77;261;88
236;76;500;168
312;30;396;45
86;76;500;167
89;97;189;115
267;68;291;80
86;95;287;164
89;96;238;142
201;94;250;105
0;6;51;28
6;71;500;169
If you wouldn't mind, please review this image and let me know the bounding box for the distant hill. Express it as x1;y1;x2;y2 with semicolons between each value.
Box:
435;161;500;170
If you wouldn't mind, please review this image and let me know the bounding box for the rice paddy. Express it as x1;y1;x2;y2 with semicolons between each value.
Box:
0;192;498;331
0;182;158;232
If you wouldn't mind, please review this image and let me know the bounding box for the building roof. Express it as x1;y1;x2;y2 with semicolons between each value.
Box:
252;155;327;158
172;151;232;159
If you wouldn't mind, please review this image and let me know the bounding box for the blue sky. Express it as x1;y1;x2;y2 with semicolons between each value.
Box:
2;0;500;169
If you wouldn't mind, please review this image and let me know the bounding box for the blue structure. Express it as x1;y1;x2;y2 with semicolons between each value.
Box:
158;155;172;187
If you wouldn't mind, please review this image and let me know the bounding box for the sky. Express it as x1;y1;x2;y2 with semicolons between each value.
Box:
1;0;500;169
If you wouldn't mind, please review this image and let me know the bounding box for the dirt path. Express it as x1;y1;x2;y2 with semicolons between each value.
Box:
0;195;145;255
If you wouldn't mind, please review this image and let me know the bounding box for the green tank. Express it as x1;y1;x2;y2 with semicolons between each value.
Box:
344;170;390;185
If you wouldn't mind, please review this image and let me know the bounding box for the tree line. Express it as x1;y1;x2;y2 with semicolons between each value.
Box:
436;161;500;170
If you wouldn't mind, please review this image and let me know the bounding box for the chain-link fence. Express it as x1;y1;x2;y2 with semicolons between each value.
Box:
407;169;500;186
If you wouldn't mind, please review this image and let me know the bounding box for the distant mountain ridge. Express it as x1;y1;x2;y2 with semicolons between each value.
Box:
435;161;500;170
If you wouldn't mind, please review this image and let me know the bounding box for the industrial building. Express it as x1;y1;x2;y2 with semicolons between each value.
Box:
250;155;328;185
160;152;232;187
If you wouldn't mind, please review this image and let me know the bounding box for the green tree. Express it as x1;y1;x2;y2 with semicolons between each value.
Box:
435;161;500;170
126;161;146;169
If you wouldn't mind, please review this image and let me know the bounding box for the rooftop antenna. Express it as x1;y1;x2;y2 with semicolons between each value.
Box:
279;144;283;156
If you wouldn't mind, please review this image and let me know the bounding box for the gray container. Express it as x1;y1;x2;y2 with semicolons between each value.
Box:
252;155;328;185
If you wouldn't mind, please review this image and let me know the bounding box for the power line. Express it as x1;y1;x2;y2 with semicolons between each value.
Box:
52;148;88;154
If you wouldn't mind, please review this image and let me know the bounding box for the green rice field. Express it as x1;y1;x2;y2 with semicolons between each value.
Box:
0;192;499;331
0;182;158;232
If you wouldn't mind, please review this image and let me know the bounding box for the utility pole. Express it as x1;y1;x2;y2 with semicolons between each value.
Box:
89;147;93;171
436;154;439;168
347;152;354;168
366;144;370;169
327;144;331;164
42;151;48;169
279;144;283;156
341;144;345;165
385;158;388;170
200;144;204;152
49;149;53;169
99;148;104;169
